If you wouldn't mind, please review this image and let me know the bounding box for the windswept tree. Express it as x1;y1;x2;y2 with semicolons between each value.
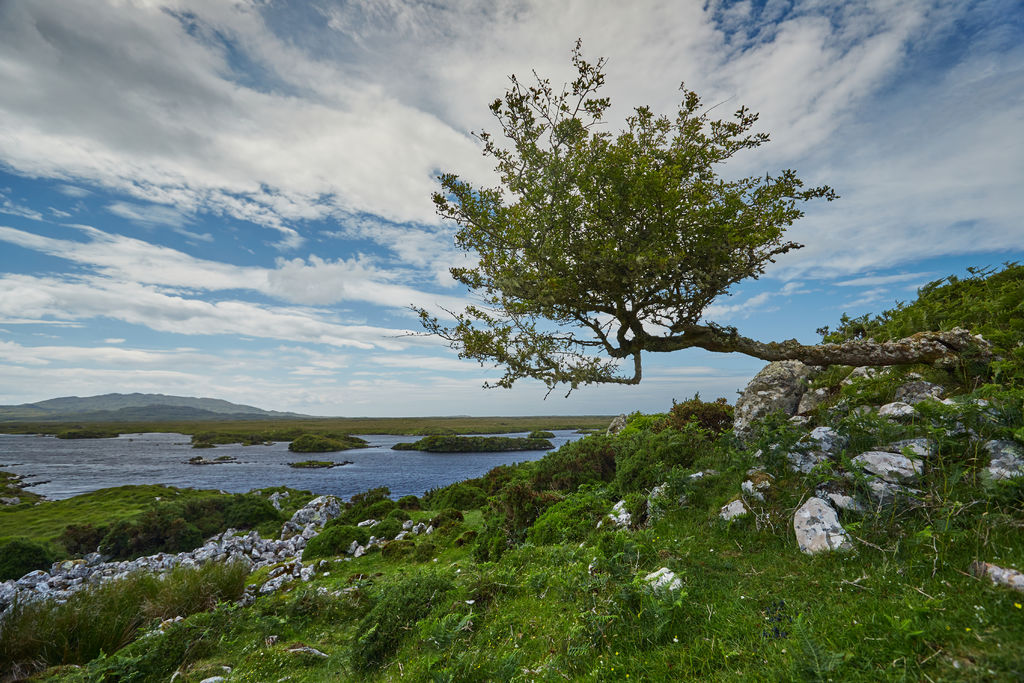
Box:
418;42;985;394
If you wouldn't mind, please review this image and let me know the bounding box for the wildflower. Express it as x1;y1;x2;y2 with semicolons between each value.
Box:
1015;603;1022;609
965;627;971;632
673;636;679;643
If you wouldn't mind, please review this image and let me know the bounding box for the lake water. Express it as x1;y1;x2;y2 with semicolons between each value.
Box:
0;431;585;502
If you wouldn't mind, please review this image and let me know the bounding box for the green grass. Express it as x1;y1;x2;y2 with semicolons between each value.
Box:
0;415;614;440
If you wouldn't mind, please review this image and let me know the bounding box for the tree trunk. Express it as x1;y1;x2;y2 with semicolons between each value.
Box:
663;326;990;367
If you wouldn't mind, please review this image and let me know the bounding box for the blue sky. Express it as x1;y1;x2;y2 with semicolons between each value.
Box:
0;0;1021;416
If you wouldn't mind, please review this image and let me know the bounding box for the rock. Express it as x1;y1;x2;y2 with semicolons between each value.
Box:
970;560;1024;592
0;496;20;505
804;426;847;455
402;519;414;530
741;472;773;502
604;500;631;528
606;414;628;436
199;677;225;683
821;491;865;513
16;570;49;588
719;499;748;521
863;477;915;506
643;567;683;592
796;386;830;415
793;498;853;554
982;440;1024;480
287;645;329;658
353;545;366;558
886;438;934;458
347;540;360;555
357;519;377;527
787;450;830;475
841;366;880;385
894;380;944;404
281;495;341;538
259;575;291;594
851;451;922;484
878;402;916;420
734;360;819;439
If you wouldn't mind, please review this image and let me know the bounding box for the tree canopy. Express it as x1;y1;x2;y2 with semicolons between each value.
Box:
418;42;983;394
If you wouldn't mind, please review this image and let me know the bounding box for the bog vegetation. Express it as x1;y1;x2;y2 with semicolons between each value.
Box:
0;265;1022;681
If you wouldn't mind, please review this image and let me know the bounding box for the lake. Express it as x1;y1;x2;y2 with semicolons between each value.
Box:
0;431;586;501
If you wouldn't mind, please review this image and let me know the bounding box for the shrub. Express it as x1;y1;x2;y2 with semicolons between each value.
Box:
352;570;454;670
0;538;55;581
386;507;411;522
430;508;464;529
474;481;562;561
614;424;717;495
413;542;436;562
528;430;556;438
59;523;107;556
381;539;416;560
397;494;421;510
527;489;609;545
371;518;402;541
423;481;487;510
654;395;734;435
303;524;370;560
224;495;280;529
530;435;617;491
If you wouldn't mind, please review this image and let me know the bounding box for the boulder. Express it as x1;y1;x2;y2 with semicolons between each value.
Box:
886;438;934;458
734;361;819;439
643;567;683;592
796;386;831;415
851;451;922;484
786;450;830;475
604;500;631;528
793;497;853;554
606;414;628;436
982;440;1024;480
803;426;847;455
719;499;748;521
878;402;916;420
970;560;1024;592
894;380;944;405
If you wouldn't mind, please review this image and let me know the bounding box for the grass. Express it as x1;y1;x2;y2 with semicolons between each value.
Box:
0;415;614;441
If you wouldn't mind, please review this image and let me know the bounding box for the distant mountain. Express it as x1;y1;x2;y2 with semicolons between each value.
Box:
0;393;310;422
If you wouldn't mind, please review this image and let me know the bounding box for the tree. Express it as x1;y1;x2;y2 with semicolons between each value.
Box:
418;42;986;394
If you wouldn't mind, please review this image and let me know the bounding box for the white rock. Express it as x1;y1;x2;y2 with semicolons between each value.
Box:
793;498;853;554
970;560;1024;592
878;402;916;420
357;519;377;528
787;450;829;474
804;426;847;454
606;414;628;435
719;499;748;521
643;567;683;592
402;519;415;530
983;440;1024;480
741;476;772;502
886;438;933;458
851;451;922;484
823;491;865;513
605;500;632;528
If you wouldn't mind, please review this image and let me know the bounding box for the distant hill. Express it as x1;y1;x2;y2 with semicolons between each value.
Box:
0;393;310;422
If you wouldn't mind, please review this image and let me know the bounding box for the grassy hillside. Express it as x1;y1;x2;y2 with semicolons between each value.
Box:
3;266;1023;681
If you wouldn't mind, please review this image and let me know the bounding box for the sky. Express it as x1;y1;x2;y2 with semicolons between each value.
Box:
0;0;1022;417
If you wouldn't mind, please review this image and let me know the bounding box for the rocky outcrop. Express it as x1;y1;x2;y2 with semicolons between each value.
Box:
733;360;819;439
793;497;853;554
606;414;628;436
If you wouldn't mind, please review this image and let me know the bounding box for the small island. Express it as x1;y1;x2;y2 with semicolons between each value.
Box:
392;435;554;452
288;434;366;453
55;427;120;439
186;455;238;465
287;460;353;469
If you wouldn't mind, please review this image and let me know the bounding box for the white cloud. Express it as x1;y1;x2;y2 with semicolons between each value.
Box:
834;271;935;287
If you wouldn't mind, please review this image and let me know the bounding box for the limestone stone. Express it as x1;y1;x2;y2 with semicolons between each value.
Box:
719;499;748;521
643;567;683;592
886;438;934;458
970;560;1024;592
878;402;916;420
733;360;819;439
793;497;853;554
606;414;628;435
894;380;944;405
982;440;1024;480
851;451;922;484
796;386;831;415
